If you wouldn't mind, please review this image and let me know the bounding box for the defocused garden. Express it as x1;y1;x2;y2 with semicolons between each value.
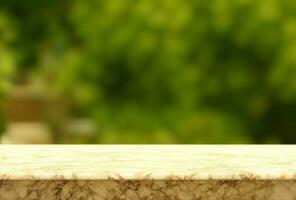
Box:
0;0;296;143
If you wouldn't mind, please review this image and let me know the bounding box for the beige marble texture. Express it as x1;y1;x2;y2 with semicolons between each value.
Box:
0;145;296;199
0;180;296;199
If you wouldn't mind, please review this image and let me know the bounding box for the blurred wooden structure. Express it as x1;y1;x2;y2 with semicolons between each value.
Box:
1;76;68;144
1;76;96;144
0;145;296;199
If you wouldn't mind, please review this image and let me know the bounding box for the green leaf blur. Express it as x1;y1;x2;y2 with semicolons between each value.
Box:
1;0;296;143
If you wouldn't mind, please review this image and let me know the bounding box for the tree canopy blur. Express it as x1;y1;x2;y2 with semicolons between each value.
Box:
1;0;296;143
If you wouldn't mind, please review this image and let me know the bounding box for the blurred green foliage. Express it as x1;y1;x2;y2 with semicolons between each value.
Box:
0;12;14;93
1;0;296;143
0;12;15;134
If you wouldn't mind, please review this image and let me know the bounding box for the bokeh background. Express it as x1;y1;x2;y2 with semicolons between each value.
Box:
0;0;296;144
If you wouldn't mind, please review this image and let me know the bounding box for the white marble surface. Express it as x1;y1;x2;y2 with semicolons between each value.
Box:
0;145;296;180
